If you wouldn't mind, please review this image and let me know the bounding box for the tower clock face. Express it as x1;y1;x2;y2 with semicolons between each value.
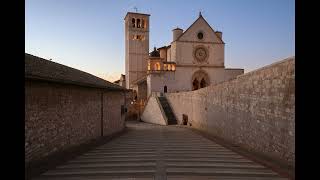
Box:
194;47;208;62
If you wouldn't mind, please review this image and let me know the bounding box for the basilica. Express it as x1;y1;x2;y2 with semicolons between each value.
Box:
117;12;244;103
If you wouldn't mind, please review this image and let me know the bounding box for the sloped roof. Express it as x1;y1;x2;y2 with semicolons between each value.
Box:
131;75;147;85
124;12;150;20
25;53;127;91
175;14;224;43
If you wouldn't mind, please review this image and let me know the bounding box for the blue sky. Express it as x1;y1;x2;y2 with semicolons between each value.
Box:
25;0;295;81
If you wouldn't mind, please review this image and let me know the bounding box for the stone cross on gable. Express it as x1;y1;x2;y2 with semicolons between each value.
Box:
134;6;138;12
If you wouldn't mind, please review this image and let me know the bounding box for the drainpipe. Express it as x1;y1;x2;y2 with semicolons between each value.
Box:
101;91;104;136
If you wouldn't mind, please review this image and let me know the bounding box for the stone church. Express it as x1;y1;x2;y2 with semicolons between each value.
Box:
118;11;244;102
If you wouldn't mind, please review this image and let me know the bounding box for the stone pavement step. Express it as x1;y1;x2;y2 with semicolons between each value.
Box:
32;121;289;180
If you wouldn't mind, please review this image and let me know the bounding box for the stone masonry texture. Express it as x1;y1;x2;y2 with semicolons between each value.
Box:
25;80;125;164
32;121;288;180
165;57;295;166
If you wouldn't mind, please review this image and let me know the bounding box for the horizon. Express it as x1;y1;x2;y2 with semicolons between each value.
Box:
25;0;295;82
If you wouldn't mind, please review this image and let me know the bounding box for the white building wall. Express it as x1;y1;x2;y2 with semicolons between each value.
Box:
166;47;171;62
175;42;224;66
148;67;243;93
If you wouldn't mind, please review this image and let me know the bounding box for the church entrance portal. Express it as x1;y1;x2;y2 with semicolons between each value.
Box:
192;70;210;91
164;85;167;93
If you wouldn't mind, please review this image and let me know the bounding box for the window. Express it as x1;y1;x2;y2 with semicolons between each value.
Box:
154;63;160;70
132;18;135;28
163;64;167;71
168;64;171;71
137;19;141;28
133;35;144;40
197;32;203;39
141;19;145;28
171;65;176;71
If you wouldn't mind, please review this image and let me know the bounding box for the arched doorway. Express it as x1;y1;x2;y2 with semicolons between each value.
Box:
164;85;167;93
192;79;199;91
200;78;206;88
192;70;210;91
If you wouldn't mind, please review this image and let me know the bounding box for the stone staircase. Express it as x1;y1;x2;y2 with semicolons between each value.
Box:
32;122;288;180
158;96;177;125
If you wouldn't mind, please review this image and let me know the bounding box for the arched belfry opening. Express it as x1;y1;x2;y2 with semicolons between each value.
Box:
132;18;135;27
192;70;210;91
137;19;141;28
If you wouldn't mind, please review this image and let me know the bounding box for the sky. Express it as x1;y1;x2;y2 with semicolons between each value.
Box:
25;0;295;82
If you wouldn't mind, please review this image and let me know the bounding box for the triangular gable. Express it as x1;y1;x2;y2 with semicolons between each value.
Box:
175;15;224;44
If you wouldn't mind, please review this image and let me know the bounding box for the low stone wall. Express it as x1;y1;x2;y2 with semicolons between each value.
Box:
25;80;126;163
166;57;295;166
141;95;167;125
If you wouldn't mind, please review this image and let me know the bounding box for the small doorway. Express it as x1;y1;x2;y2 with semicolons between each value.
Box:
164;85;167;93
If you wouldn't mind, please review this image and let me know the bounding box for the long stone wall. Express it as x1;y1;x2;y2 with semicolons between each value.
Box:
25;80;126;163
165;57;295;166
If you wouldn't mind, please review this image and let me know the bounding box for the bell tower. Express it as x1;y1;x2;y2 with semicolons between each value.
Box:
124;12;150;89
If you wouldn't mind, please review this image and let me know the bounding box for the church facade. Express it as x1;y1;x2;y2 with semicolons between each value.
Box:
122;12;244;101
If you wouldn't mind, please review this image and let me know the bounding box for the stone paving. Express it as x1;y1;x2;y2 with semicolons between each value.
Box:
32;121;288;180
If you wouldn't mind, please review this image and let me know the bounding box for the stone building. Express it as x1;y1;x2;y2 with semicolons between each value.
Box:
113;74;126;88
25;53;128;167
120;12;244;102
